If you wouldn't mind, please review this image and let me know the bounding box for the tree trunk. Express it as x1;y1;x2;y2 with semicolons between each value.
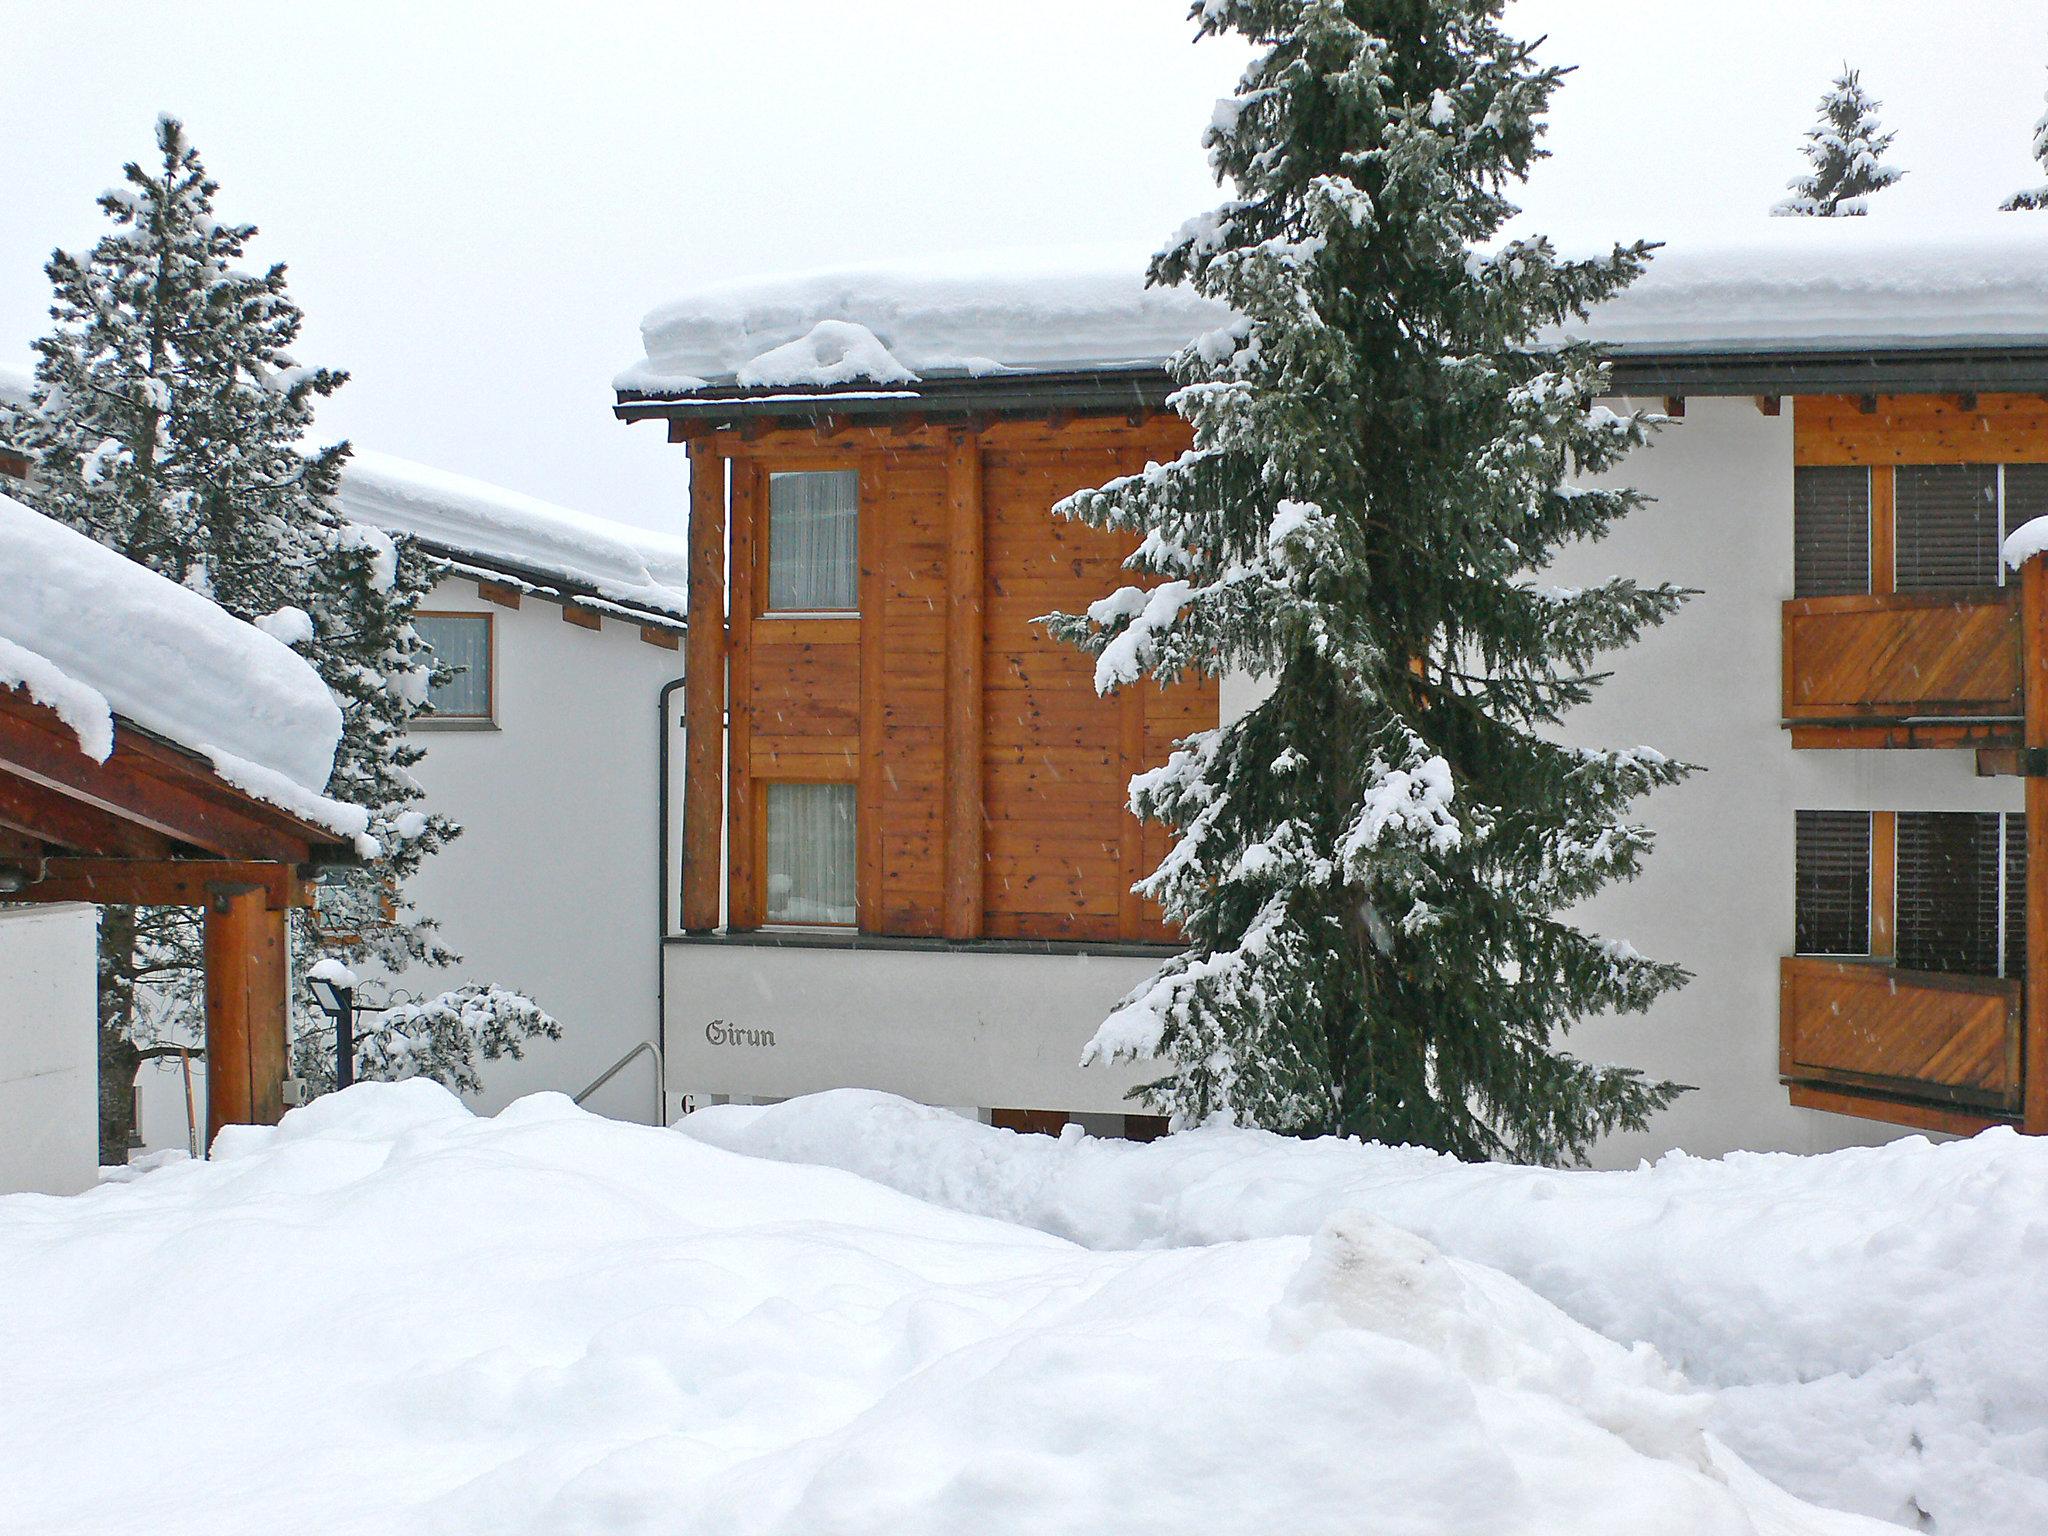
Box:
96;905;142;1164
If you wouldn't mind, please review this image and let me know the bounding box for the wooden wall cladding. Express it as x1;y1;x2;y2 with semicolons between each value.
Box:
1795;393;2048;466
708;415;1216;944
1780;954;2021;1113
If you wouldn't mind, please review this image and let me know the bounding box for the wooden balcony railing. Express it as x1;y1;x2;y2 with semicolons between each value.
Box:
1782;589;2021;748
1780;955;2023;1120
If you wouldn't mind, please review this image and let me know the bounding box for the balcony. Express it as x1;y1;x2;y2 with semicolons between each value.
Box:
1781;590;2022;749
1779;955;2022;1129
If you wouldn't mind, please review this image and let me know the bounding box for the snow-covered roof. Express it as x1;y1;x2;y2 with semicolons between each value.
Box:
618;248;1237;396
0;365;688;624
332;450;690;622
0;489;367;842
621;220;2048;395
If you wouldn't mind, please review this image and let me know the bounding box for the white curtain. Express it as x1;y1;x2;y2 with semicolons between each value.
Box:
767;470;859;611
765;782;856;924
416;614;490;718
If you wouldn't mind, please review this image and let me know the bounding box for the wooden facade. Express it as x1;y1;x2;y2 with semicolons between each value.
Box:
680;415;1218;945
1780;393;2048;1134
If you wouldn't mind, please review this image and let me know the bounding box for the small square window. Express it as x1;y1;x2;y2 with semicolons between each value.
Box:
767;470;859;612
764;781;856;925
415;612;493;722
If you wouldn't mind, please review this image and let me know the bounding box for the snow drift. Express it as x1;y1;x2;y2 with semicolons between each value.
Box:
682;1091;2048;1536
0;489;362;836
0;1083;1889;1536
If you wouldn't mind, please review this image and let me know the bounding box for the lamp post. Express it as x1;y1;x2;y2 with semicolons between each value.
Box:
307;962;357;1090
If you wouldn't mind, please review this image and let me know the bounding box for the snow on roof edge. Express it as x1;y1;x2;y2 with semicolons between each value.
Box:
623;220;2048;396
337;450;690;621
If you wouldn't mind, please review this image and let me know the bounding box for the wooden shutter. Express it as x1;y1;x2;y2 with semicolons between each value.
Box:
1793;466;1871;598
1795;810;1871;956
1895;465;2000;591
2006;812;2028;980
1896;811;2001;975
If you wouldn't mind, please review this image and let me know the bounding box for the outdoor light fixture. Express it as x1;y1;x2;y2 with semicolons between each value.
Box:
307;963;358;1090
0;864;30;895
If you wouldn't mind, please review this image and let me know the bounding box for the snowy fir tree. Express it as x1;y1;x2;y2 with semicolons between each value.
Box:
2002;71;2048;211
3;117;554;1155
1771;66;1903;217
1046;0;1691;1163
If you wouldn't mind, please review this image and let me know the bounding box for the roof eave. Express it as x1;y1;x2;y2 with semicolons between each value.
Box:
613;343;2048;427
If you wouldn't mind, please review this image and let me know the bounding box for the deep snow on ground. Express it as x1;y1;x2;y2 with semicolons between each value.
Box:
681;1092;2048;1536
0;1085;1890;1536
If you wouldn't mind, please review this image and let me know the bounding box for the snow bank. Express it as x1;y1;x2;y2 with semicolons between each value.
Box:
338;448;690;619
0;491;360;832
624;220;2048;394
682;1090;2048;1536
0;1083;1887;1536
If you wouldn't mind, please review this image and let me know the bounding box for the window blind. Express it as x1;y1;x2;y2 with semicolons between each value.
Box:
764;781;856;925
1793;466;1871;598
1895;464;2000;591
2006;813;2029;980
767;470;859;612
1794;810;1871;956
415;614;491;719
1896;811;2002;975
2007;463;2048;537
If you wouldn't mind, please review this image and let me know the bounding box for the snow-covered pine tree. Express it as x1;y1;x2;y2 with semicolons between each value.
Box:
1771;66;1904;217
4;116;553;1154
1045;0;1691;1164
2002;71;2048;211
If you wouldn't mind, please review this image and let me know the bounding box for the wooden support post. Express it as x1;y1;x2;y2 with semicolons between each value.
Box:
681;442;727;932
1871;466;1896;596
203;881;288;1147
2024;553;2048;1134
725;461;761;930
942;431;985;939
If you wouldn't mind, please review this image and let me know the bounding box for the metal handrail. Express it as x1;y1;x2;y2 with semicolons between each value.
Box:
572;1038;664;1121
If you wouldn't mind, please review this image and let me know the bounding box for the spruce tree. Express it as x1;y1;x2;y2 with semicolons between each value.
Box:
2001;70;2048;211
1771;66;1904;217
1047;0;1690;1163
4;117;553;1153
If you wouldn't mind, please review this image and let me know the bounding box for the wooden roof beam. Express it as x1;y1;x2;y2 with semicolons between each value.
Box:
0;768;175;858
19;857;314;910
0;696;319;863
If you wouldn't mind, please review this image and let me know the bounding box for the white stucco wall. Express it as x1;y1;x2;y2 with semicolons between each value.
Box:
401;578;684;1121
0;903;98;1195
1546;396;2018;1161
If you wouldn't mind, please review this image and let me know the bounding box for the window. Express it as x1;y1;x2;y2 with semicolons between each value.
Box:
764;781;856;925
767;469;858;613
1793;466;1871;598
1794;809;2027;976
1795;810;1871;956
415;612;493;722
1895;465;2000;591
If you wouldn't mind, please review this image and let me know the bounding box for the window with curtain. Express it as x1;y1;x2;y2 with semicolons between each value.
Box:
767;470;859;612
1793;466;1871;598
415;613;493;721
764;781;856;925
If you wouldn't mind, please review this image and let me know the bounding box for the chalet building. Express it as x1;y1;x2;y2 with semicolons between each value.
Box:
619;224;2048;1159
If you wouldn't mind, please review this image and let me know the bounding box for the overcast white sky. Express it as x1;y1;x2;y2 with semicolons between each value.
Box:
3;2;2044;536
